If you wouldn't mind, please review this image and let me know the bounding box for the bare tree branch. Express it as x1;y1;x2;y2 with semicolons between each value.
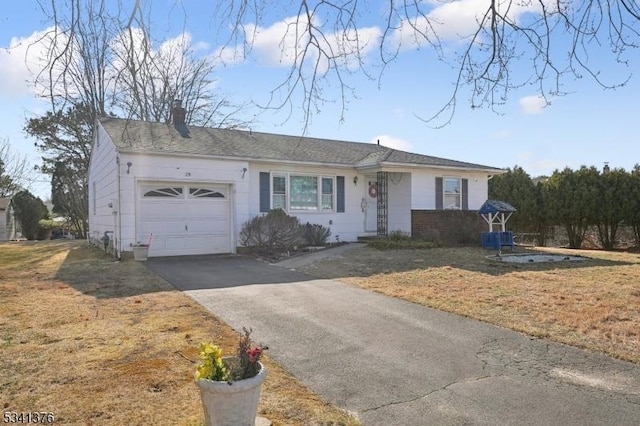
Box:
0;138;35;197
214;0;640;128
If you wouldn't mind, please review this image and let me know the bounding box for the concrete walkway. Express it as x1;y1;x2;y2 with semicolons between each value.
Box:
147;254;640;425
274;242;365;269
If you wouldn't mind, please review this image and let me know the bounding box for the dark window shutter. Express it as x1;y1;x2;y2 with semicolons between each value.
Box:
462;178;469;210
259;172;270;212
336;176;345;213
435;177;443;210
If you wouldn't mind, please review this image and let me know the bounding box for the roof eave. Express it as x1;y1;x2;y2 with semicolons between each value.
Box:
117;149;357;169
371;161;506;173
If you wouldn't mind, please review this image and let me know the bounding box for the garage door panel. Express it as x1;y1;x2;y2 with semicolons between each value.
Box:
185;235;229;251
139;220;185;236
188;219;228;234
180;200;229;219
139;203;185;219
162;237;187;250
138;183;231;257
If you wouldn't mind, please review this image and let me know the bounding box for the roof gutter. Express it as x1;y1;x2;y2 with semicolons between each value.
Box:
358;161;507;174
116;149;505;173
117;150;358;169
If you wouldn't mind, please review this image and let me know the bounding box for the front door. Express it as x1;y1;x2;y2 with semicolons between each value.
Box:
364;177;377;232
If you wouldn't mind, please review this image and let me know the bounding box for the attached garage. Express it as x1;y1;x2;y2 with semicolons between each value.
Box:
137;183;233;257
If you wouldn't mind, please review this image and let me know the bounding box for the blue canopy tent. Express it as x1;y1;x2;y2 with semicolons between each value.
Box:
478;200;517;250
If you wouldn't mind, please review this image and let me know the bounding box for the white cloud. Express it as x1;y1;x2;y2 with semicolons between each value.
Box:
217;15;381;70
519;95;548;115
391;0;547;51
370;135;413;151
192;41;210;52
215;44;245;65
0;27;56;98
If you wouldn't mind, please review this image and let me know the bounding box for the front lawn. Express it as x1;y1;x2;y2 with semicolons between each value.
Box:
298;245;640;363
0;241;359;425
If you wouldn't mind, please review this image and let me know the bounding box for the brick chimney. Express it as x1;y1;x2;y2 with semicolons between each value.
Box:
172;99;186;126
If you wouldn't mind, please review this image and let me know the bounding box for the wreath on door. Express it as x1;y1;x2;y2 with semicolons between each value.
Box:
368;183;378;198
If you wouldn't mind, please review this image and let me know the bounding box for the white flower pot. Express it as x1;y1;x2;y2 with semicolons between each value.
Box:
132;245;149;261
196;362;267;426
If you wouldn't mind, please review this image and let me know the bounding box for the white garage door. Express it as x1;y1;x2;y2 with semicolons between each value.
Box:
137;183;231;257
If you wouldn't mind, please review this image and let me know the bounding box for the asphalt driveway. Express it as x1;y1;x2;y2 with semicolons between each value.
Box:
146;254;313;289
147;254;640;425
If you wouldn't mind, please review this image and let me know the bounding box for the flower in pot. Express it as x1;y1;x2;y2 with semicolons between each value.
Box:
195;328;267;426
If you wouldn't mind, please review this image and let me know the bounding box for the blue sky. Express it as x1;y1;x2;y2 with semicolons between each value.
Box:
1;1;639;200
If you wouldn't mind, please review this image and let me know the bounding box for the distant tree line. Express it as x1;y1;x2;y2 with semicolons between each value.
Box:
489;165;640;250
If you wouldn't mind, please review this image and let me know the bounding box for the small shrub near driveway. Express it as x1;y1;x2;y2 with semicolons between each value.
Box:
240;210;334;255
239;209;304;252
303;223;332;246
367;230;439;250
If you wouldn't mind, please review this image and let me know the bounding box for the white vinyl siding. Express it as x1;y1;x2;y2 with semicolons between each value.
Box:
87;124;119;248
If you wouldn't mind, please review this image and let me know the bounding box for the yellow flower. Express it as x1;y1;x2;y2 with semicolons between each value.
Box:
196;342;228;381
195;363;212;381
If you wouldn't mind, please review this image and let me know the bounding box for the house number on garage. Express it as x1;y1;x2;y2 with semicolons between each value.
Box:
185;172;191;177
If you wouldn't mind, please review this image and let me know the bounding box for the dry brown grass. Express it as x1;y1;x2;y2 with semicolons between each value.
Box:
299;245;640;364
0;241;359;426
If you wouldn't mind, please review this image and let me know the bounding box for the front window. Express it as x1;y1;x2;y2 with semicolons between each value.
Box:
321;177;334;210
271;173;335;212
272;175;286;209
290;175;318;210
443;177;461;209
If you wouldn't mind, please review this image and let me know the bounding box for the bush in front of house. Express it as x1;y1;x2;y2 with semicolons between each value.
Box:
239;209;304;253
387;230;411;241
367;229;439;250
303;223;331;246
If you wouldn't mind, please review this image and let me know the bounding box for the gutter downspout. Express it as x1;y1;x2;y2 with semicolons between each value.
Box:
116;154;122;259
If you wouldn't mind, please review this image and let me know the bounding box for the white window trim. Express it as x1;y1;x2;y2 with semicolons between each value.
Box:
187;187;227;199
140;185;228;200
271;173;287;210
443;176;462;210
271;172;336;213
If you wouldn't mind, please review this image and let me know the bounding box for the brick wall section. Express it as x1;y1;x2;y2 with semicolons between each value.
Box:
411;210;486;246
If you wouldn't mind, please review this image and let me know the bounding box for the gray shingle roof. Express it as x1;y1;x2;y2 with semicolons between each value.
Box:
478;200;517;214
98;117;502;171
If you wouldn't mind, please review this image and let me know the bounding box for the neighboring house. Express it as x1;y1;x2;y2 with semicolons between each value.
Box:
0;197;8;241
88;103;504;258
0;197;17;241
